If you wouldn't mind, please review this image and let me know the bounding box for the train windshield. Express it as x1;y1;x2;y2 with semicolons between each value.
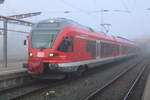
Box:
31;30;60;49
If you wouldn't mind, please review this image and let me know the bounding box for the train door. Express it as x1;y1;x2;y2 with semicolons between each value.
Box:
119;45;122;55
72;33;87;60
96;40;101;59
67;32;75;61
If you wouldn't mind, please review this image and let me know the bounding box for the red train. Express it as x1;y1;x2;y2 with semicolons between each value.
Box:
26;18;138;79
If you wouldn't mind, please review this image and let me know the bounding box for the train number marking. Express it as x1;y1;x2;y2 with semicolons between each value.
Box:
37;52;44;57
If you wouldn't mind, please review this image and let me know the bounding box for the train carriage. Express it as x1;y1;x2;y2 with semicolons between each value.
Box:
26;18;138;79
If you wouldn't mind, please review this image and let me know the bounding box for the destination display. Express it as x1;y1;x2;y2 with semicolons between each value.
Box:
37;23;59;28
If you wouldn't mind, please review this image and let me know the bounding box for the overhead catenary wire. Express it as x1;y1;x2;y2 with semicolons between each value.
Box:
92;0;98;8
58;0;89;14
132;0;137;11
55;0;131;34
121;0;130;12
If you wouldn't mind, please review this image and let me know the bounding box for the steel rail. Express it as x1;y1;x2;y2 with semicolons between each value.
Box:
8;82;59;100
84;59;142;100
123;62;148;100
9;79;68;100
7;58;139;100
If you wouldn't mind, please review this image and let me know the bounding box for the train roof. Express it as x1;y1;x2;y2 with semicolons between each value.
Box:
32;18;91;31
32;18;137;47
68;25;137;46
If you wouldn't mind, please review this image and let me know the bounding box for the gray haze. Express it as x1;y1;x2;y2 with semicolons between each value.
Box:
0;0;150;67
1;0;150;39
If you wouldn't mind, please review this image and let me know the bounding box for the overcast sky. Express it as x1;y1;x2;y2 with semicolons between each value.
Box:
0;0;150;40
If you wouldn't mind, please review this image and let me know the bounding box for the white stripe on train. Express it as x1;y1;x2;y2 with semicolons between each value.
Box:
58;54;135;68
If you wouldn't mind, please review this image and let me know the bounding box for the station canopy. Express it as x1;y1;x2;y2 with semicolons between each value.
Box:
0;0;4;4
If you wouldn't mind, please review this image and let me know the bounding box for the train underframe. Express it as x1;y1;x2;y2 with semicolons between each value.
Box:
25;54;136;79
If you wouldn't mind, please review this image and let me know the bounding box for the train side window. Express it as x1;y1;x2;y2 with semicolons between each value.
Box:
86;40;96;57
91;41;96;57
58;37;73;52
86;40;91;52
101;42;113;57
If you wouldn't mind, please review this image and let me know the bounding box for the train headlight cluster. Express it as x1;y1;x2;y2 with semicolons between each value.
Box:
49;18;55;23
29;53;33;57
49;20;55;23
48;53;58;57
49;53;54;57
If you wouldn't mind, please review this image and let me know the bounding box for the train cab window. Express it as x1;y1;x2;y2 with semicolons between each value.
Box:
58;37;73;52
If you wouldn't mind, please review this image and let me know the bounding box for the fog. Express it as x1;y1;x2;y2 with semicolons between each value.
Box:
0;0;150;67
0;24;29;68
135;35;150;54
1;0;150;39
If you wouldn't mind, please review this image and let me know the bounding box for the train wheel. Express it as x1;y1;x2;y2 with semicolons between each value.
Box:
72;65;87;78
76;66;86;76
65;65;87;79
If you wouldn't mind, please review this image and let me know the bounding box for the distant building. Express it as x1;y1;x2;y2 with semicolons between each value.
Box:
135;35;150;53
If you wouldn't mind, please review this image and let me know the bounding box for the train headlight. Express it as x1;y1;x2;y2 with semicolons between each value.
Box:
49;19;55;23
29;53;33;57
48;53;58;57
49;53;54;57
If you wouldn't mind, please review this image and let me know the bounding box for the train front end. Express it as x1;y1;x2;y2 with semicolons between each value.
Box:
27;18;72;78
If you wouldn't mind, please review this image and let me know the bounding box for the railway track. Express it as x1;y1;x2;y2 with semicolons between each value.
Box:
0;79;68;100
0;56;145;100
84;58;149;100
123;63;148;100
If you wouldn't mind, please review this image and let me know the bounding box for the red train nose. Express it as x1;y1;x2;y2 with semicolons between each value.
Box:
28;62;44;75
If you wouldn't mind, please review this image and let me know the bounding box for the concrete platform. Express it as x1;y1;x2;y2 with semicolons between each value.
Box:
142;72;150;100
0;67;32;92
0;67;27;75
0;60;27;68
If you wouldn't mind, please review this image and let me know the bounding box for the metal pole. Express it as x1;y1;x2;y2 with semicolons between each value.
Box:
3;19;7;68
101;9;104;32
